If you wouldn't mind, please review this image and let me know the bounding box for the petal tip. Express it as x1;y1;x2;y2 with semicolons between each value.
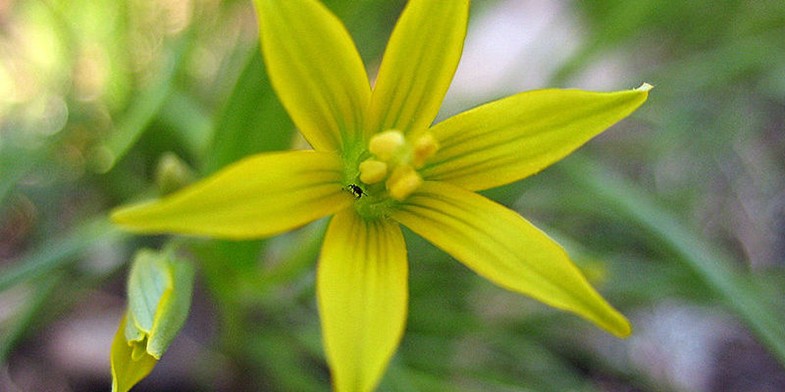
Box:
636;82;654;92
110;203;145;226
607;313;633;339
109;201;160;232
109;207;131;226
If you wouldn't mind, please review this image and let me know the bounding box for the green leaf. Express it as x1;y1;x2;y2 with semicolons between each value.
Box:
0;275;62;364
92;36;191;173
561;154;785;366
0;218;123;292
93;56;175;174
125;249;194;359
0;144;41;215
204;46;295;174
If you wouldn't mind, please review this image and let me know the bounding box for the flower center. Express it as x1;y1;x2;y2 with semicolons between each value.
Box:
356;129;439;202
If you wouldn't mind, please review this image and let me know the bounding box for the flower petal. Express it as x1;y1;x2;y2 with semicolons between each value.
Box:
392;181;631;337
111;314;158;392
423;85;652;191
111;151;352;239
366;0;469;136
254;0;371;150
318;209;408;392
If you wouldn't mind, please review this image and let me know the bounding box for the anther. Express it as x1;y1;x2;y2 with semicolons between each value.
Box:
369;130;405;161
386;166;423;201
412;133;439;168
359;159;388;184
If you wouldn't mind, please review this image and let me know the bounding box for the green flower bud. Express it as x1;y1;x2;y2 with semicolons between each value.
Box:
110;249;194;392
155;152;194;195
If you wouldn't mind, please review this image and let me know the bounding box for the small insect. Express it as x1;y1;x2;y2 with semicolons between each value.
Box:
346;184;365;198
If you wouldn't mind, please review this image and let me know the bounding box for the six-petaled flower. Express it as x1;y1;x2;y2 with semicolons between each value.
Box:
111;0;651;391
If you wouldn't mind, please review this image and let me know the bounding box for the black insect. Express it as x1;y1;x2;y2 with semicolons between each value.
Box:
347;184;365;198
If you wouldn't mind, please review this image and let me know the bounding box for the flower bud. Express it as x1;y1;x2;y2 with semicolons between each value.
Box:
111;249;194;392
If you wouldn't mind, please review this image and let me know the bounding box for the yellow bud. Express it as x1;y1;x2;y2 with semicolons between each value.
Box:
412;133;439;167
359;159;388;184
369;130;405;161
386;166;423;201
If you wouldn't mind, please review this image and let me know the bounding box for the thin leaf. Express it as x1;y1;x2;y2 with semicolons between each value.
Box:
561;154;785;366
0;218;123;292
205;46;295;174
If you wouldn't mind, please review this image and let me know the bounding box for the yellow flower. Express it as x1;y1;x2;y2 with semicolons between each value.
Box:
111;0;651;390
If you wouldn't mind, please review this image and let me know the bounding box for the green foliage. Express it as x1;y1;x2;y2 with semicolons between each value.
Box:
1;0;783;391
124;249;194;359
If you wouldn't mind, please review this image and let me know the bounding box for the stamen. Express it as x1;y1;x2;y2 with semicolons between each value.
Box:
412;133;439;168
359;159;388;184
386;166;422;201
355;130;437;203
369;130;405;161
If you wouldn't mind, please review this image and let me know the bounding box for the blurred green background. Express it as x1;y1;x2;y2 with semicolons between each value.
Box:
1;0;784;391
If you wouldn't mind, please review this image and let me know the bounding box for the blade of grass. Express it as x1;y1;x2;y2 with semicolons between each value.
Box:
0;145;43;215
0;218;124;292
203;45;294;174
159;89;213;160
560;154;785;367
92;36;192;174
258;220;326;290
0;274;62;363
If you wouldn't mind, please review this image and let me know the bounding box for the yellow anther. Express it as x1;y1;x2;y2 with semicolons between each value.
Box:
412;133;439;168
359;159;388;184
386;165;423;201
369;130;405;161
356;129;433;201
